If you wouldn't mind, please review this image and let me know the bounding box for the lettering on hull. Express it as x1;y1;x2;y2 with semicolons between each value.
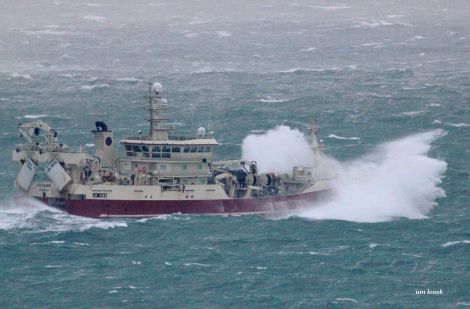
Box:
92;193;108;198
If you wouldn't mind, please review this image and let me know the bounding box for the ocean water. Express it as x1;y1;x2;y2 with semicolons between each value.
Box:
1;0;469;307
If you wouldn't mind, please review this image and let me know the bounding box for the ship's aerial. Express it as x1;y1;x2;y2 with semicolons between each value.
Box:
12;83;331;218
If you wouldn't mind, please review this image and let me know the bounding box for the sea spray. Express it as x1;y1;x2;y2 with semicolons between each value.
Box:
241;126;447;222
0;197;127;232
241;125;315;173
302;129;447;222
0;197;55;230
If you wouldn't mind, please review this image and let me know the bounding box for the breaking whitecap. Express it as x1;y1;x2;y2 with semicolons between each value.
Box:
0;197;127;232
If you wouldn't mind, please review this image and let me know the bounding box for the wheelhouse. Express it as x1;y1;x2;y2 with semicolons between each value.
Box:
120;138;217;160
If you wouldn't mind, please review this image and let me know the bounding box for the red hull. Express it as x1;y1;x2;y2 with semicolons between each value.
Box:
41;190;331;218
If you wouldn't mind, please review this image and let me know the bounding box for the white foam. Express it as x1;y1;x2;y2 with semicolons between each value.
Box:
10;73;32;80
278;67;327;73
432;120;470;127
444;122;470;128
351;20;411;29
353;21;392;28
402;253;422;258
401;110;425;117
184;263;211;267
137;215;173;223
387;14;404;19
457;302;470;306
0;197;127;232
22;29;77;36
0;198;55;230
22;114;49;119
300;47;316;52
441;240;470;248
311;5;351;11
216;31;231;37
298;130;447;222
257;96;289;103
31;240;65;245
362;42;384;48
192;67;237;74
328;134;360;140
336;298;358;303
80;84;110;91
115;77;142;83
83;15;107;22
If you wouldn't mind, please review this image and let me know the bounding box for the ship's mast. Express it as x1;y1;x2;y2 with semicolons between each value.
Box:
148;82;169;141
309;120;324;155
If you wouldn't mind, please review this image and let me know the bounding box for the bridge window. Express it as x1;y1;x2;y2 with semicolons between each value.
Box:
172;146;181;153
190;146;197;153
204;146;211;152
132;145;141;153
152;146;161;153
197;147;204;153
162;146;171;153
125;145;134;156
142;146;149;157
183;146;190;153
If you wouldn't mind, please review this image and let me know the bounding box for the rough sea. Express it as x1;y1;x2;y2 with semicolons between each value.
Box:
0;1;469;308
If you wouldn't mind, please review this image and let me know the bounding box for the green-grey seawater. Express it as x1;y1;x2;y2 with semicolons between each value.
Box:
0;1;469;308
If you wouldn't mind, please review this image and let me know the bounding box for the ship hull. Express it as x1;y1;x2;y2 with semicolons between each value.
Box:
40;190;331;218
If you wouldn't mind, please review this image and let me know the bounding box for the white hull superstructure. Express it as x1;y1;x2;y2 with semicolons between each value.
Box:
12;83;331;218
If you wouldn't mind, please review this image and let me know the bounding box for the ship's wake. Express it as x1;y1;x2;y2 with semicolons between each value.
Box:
0;197;127;232
242;127;447;223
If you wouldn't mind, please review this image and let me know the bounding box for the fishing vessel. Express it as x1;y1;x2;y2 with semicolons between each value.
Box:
12;83;331;218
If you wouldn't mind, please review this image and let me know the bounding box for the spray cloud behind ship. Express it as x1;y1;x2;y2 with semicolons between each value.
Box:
242;126;447;223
